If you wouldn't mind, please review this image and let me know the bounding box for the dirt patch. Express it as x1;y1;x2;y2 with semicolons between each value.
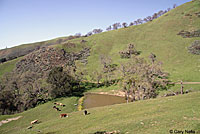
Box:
0;116;22;126
96;90;125;97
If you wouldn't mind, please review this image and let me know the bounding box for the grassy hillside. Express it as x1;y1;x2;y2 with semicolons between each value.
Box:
0;97;79;134
0;2;200;133
0;58;21;78
59;0;200;82
0;92;199;134
0;1;199;82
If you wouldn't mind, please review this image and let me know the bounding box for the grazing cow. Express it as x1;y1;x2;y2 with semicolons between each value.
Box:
54;102;65;107
53;106;57;109
59;103;65;107
53;106;61;111
60;114;68;118
31;119;38;125
54;102;59;105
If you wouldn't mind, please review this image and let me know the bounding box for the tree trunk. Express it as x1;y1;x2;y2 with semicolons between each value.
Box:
127;93;129;103
131;94;136;102
125;91;129;104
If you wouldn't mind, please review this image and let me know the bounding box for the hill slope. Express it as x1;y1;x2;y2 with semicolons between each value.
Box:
0;92;199;134
58;0;200;82
0;1;200;82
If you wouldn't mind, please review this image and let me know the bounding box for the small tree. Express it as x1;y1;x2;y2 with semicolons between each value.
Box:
152;13;158;20
188;40;200;55
122;22;128;28
91;70;102;87
134;21;138;25
143;18;148;23
86;32;93;37
75;33;81;37
167;8;171;12
93;29;103;34
106;25;112;31
173;4;177;8
136;19;143;24
100;55;117;86
129;22;134;26
158;10;164;17
120;55;170;102
119;44;140;58
149;53;156;63
146;16;152;21
112;23;121;30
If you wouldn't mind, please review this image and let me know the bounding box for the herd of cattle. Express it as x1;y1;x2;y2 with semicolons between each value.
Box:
30;102;89;126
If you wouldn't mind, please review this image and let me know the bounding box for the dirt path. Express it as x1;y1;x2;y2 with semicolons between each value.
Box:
175;82;200;85
0;116;22;126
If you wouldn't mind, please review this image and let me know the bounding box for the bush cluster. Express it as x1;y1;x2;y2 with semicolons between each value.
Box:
188;40;200;55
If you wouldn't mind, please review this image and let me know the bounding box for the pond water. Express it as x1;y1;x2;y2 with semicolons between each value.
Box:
83;93;126;109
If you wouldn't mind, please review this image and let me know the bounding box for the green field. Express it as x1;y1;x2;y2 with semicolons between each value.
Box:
0;92;199;134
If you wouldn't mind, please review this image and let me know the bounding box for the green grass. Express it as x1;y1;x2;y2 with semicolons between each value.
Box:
0;1;200;133
0;97;79;134
0;58;21;78
0;92;199;134
1;1;200;83
57;0;200;83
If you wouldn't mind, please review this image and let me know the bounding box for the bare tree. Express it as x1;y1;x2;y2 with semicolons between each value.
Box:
158;10;164;17
146;16;152;21
149;53;156;64
143;18;148;23
134;21;138;25
136;19;143;24
167;8;171;12
106;25;112;31
100;55;117;86
122;22;128;28
86;31;93;37
90;70;102;87
173;4;177;8
129;22;134;26
152;13;158;20
120;55;170;102
112;23;121;30
75;33;81;37
93;29;103;34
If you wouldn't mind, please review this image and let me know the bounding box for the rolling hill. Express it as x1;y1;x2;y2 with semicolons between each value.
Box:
0;0;200;82
0;1;200;133
0;91;199;134
57;0;200;82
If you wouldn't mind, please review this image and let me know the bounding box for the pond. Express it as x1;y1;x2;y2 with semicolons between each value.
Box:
83;93;127;109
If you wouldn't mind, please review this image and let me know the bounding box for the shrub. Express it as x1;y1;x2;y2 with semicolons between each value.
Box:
188;40;200;55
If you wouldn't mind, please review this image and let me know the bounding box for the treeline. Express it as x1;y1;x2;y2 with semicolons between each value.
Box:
77;4;177;37
0;35;80;64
